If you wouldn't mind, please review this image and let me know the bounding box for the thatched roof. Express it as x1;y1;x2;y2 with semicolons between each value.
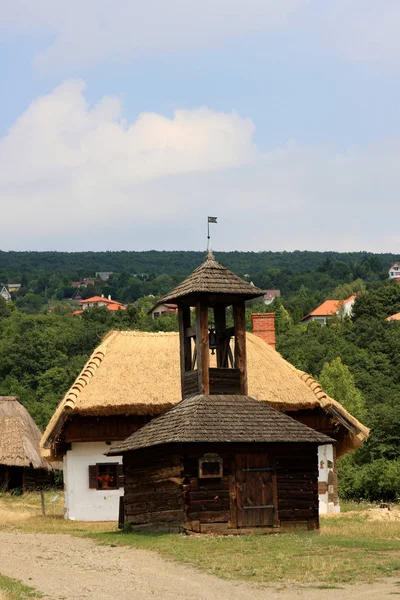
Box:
108;394;333;454
41;331;369;459
0;397;53;470
155;252;264;306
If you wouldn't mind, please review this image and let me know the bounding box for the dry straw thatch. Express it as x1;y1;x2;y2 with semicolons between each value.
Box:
156;252;264;305
41;331;369;458
0;397;53;470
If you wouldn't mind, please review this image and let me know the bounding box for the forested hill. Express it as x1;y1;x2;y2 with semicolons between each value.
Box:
1;250;399;278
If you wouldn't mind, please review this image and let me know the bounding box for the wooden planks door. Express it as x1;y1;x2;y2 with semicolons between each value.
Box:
235;453;278;528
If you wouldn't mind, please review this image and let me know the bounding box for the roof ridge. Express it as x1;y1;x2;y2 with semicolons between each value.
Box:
63;331;118;412
297;371;328;401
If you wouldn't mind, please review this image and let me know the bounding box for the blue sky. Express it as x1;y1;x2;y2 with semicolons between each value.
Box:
1;1;400;252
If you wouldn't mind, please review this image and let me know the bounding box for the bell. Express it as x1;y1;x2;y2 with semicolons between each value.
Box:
209;328;218;355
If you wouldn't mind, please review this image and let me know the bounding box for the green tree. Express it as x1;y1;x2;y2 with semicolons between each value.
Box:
319;357;365;420
274;303;292;334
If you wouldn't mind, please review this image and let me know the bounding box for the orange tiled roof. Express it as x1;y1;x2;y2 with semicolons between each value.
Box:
306;300;341;317
386;312;400;321
303;296;355;319
106;304;127;311
79;296;123;306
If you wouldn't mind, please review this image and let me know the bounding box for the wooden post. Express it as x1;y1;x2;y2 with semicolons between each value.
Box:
233;302;247;395
214;305;226;368
196;301;210;395
40;490;46;516
178;306;192;398
272;461;280;528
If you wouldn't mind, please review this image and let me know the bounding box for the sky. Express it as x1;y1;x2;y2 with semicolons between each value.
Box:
1;1;400;252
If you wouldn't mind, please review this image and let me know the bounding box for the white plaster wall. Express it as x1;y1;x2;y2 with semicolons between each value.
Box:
318;444;340;515
308;316;327;325
342;298;355;317
64;442;123;521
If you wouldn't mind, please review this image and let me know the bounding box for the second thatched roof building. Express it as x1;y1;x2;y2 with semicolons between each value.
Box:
41;326;369;521
0;396;56;492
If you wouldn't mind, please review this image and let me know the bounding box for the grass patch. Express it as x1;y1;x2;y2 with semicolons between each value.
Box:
1;492;400;585
89;528;400;584
0;575;41;600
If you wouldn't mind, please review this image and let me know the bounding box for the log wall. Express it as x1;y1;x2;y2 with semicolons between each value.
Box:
123;450;185;532
275;443;319;528
183;451;231;530
0;465;56;492
122;443;321;533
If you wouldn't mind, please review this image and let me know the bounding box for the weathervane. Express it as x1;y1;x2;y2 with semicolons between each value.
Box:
207;216;217;252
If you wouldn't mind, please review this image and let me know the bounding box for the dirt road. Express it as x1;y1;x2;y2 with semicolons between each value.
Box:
0;532;398;600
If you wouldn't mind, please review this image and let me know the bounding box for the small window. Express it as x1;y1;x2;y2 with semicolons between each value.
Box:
199;453;223;478
97;463;118;489
89;463;122;490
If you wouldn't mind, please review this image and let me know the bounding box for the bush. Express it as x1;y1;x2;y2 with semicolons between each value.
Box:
339;456;400;501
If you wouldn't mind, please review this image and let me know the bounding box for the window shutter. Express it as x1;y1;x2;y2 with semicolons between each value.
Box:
117;464;124;489
88;465;97;489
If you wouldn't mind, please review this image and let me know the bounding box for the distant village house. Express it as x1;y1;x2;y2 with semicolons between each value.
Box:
264;290;281;305
302;296;356;325
0;285;11;302
79;295;126;311
388;263;400;280
71;279;95;289
0;283;21;302
7;284;21;293
95;272;113;281
151;303;178;318
72;295;127;316
386;312;400;322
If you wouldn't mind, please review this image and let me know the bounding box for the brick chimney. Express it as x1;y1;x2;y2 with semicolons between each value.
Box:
251;313;276;349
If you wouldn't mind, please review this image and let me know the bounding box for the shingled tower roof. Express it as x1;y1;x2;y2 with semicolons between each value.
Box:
155;252;264;306
108;394;333;454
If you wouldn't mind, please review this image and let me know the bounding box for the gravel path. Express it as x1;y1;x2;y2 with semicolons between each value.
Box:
0;532;399;600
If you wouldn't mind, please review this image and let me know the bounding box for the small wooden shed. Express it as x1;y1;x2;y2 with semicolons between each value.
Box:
109;394;333;533
108;253;333;533
0;396;55;491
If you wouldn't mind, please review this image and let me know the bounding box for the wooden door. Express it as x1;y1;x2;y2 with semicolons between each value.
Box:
235;453;278;528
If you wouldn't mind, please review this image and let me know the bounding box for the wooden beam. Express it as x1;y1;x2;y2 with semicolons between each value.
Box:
233;301;247;395
214;305;226;368
178;306;192;398
196;301;209;395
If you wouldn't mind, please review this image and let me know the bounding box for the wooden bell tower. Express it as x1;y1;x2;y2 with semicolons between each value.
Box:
178;298;248;398
153;252;265;399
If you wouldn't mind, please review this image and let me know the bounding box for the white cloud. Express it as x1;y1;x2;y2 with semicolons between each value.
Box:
307;1;400;70
3;1;400;70
0;0;308;71
0;80;256;237
0;80;256;187
1;81;400;252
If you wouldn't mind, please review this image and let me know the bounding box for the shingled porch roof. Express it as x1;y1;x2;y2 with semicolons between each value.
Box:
108;394;333;454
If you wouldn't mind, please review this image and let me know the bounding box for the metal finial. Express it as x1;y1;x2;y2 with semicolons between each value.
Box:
207;216;218;252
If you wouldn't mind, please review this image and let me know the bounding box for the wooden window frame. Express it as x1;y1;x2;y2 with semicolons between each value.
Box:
88;463;124;490
198;454;223;479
